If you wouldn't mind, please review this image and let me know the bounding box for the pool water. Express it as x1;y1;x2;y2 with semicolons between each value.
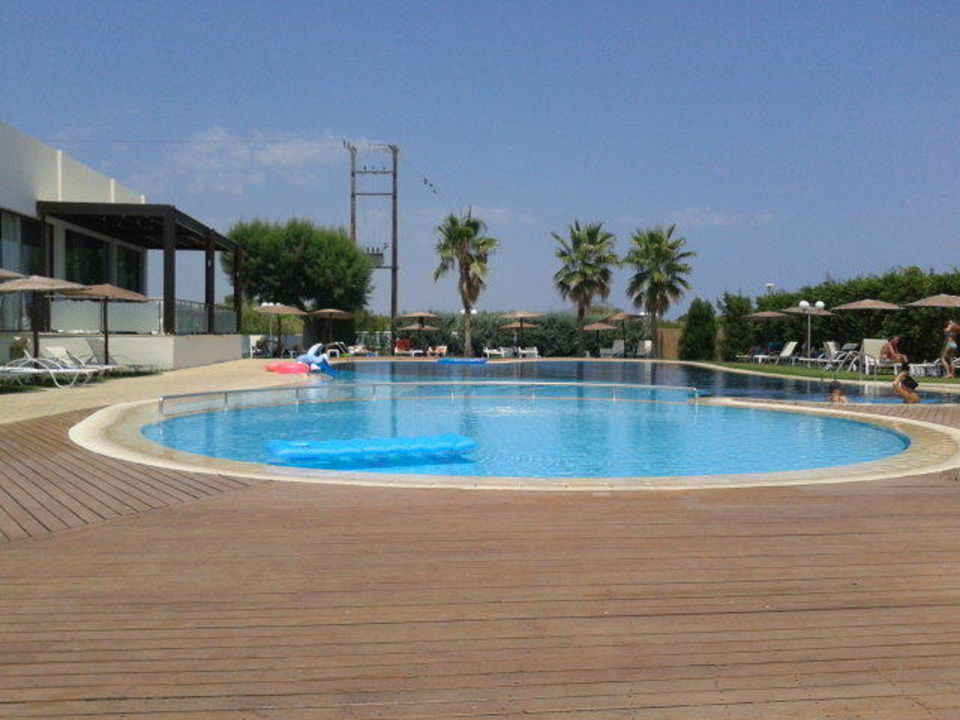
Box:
143;381;910;479
336;360;959;404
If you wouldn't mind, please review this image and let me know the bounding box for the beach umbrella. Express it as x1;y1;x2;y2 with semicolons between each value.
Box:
583;321;616;356
501;311;543;347
605;311;644;352
255;303;307;356
746;310;790;320
832;299;902;312
0;268;24;280
907;294;960;308
61;284;148;365
398;311;439;332
398;323;439;332
310;308;353;343
0;275;88;359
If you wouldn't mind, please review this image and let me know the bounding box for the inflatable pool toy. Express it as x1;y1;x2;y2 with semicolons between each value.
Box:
266;361;310;374
266;434;476;467
437;357;487;365
264;361;284;371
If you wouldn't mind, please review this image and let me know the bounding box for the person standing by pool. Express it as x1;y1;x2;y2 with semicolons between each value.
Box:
940;321;960;378
892;362;920;404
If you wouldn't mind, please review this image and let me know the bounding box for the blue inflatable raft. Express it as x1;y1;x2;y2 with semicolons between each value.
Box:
266;434;476;467
437;357;487;365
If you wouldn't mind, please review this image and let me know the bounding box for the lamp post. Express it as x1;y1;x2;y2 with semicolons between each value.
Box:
798;299;824;363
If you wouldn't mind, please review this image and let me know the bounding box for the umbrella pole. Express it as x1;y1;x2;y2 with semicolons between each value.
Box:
31;291;41;362
102;298;110;365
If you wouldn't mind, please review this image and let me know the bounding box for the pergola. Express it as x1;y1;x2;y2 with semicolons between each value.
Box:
35;201;242;334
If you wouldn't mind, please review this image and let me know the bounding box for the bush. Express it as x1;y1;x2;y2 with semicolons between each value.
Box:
717;293;753;361
679;298;717;360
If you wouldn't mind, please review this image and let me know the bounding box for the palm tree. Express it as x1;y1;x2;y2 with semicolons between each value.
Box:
624;224;695;358
552;221;619;356
433;212;499;357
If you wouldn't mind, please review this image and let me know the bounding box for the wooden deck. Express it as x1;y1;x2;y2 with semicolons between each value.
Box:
1;406;960;718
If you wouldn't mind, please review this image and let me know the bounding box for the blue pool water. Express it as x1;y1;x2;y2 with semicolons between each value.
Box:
335;360;960;403
143;377;910;478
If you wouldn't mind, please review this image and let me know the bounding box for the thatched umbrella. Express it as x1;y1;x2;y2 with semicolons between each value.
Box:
310;308;353;343
501;321;538;348
501;311;543;347
746;310;790;320
61;284;148;365
0;275;88;358
832;299;903;312
0;268;24;281
398;322;440;332
255;303;307;356
583;321;616;356
398;311;439;330
605;311;643;353
907;294;960;309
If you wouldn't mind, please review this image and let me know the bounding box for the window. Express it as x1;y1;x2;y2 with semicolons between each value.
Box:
20;218;45;275
64;230;109;285
116;244;143;292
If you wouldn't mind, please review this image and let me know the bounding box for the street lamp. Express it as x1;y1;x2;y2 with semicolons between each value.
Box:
798;299;824;362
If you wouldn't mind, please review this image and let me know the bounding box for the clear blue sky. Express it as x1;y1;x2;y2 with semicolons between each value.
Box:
1;0;957;316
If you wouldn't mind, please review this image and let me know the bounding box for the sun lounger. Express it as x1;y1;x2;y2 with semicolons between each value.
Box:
483;347;504;358
755;341;797;365
599;339;625;358
518;347;539;359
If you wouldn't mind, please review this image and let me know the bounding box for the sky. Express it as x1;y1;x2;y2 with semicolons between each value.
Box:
1;0;957;317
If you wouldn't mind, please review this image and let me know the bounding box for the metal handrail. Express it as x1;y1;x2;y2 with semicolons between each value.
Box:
157;380;699;417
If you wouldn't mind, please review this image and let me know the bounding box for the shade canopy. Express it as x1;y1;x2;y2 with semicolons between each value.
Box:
0;268;24;280
501;310;543;320
399;311;439;319
398;323;439;331
583;322;616;332
501;322;538;330
0;275;87;294
605;311;643;322
907;294;960;309
746;310;790;320
832;298;902;312
782;305;834;317
255;303;306;316
310;308;352;320
63;284;148;302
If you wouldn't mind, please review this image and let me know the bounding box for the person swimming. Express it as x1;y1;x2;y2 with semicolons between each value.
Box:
826;378;847;404
892;362;920;404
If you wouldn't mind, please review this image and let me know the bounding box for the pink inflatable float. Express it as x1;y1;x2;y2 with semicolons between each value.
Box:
266;361;309;374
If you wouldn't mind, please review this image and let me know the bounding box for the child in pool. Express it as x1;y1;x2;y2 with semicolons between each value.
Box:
826;379;847;404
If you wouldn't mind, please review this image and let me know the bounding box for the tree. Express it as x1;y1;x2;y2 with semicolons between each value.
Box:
222;219;373;319
433;212;499;357
679;298;717;360
717;292;754;361
624;224;695;358
552;221;619;356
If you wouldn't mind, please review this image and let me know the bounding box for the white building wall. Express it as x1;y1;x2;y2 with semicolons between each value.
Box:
0;120;144;218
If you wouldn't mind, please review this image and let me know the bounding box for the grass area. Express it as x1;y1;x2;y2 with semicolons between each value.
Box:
712;361;960;385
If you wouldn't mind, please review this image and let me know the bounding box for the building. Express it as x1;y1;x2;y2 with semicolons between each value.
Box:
0;121;243;368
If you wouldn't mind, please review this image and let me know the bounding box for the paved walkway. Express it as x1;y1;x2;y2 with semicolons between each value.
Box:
1;363;960;717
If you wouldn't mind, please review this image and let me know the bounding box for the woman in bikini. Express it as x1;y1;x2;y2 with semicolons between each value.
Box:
940;320;960;378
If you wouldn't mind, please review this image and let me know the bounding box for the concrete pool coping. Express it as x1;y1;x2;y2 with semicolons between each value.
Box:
69;392;960;492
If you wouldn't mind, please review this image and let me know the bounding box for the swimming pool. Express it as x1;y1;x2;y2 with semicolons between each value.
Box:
335;360;960;403
142;378;910;480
